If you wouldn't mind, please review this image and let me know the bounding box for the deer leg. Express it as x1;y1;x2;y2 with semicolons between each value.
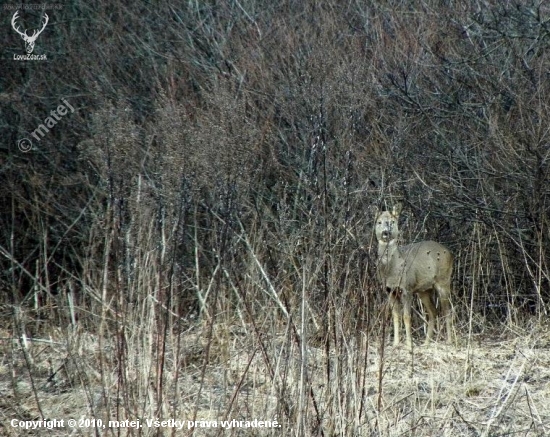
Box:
419;292;436;345
389;292;401;346
402;291;413;350
435;283;453;343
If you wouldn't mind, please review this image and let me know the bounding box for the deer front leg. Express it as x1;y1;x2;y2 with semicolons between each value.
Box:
389;291;401;346
402;291;413;350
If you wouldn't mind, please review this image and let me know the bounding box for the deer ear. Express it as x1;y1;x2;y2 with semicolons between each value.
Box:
368;205;379;220
392;203;402;217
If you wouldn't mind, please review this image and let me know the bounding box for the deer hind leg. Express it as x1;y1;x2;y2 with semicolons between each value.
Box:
389;291;401;346
435;282;453;343
419;292;437;345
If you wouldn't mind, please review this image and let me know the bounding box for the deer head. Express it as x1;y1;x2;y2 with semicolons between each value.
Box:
11;11;49;54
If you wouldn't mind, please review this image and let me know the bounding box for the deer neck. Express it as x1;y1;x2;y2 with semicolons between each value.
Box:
377;238;401;265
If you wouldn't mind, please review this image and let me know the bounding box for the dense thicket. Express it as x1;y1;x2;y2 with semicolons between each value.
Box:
1;0;549;328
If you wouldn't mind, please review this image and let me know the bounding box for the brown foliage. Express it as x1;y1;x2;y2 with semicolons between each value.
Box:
1;0;549;332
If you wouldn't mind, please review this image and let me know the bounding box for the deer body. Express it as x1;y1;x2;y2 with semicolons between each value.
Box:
375;205;453;348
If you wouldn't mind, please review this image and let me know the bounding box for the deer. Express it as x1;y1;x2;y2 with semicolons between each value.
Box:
375;203;453;349
11;11;49;54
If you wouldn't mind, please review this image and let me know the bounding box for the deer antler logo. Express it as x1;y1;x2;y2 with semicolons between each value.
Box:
11;11;49;54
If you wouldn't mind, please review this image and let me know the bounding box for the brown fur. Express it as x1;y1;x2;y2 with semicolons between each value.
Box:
375;204;453;348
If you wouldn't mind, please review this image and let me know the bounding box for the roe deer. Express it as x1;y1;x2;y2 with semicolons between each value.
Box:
375;204;453;349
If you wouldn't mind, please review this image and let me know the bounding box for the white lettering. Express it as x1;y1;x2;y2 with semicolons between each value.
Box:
13;53;47;61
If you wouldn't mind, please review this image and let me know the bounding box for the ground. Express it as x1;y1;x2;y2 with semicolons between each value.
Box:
1;322;550;436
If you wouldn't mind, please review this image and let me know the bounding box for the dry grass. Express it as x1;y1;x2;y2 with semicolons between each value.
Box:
2;315;550;436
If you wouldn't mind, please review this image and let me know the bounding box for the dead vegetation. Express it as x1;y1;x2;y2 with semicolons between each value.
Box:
1;0;549;435
2;322;550;436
